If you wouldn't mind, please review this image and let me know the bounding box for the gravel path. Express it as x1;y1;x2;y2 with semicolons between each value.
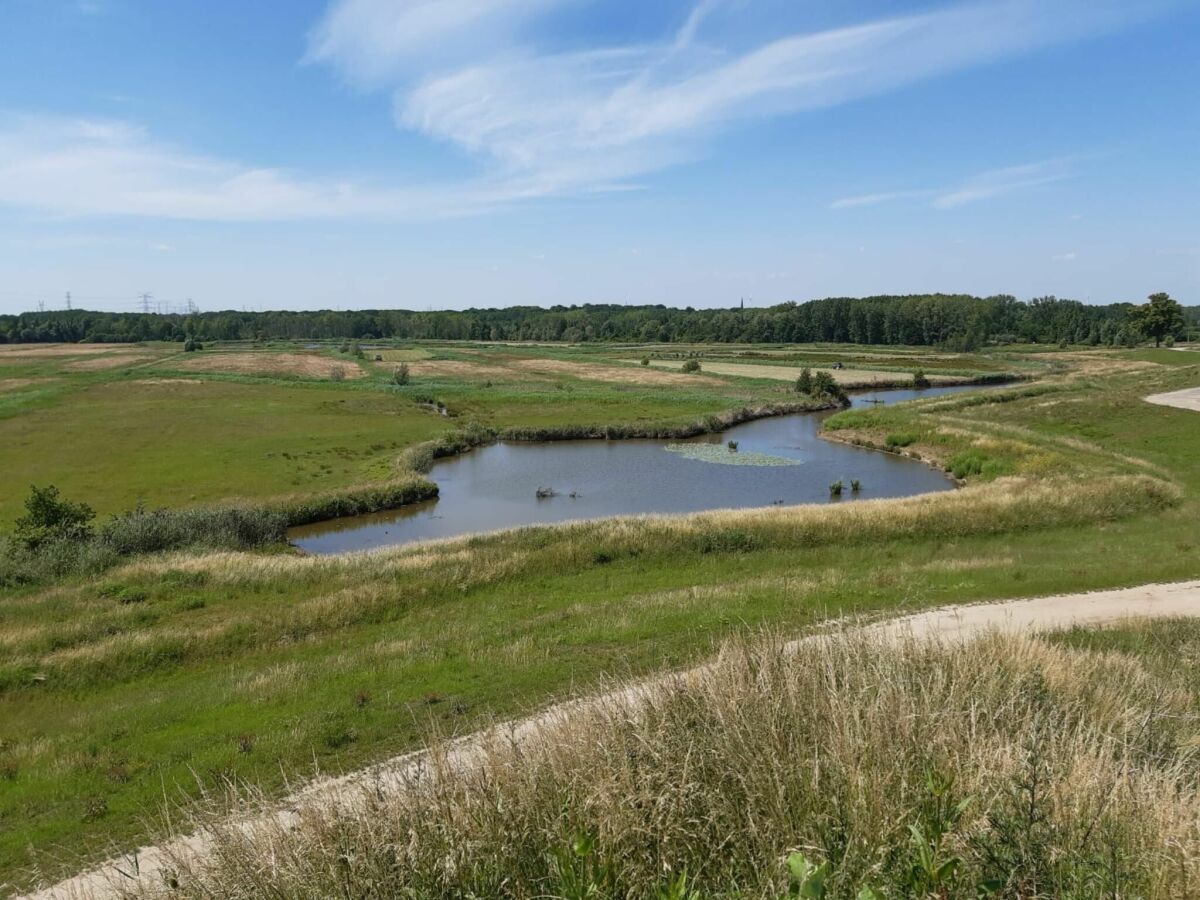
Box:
25;579;1200;900
1145;386;1200;412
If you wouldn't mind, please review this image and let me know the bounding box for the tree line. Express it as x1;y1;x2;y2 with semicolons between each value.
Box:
0;293;1191;348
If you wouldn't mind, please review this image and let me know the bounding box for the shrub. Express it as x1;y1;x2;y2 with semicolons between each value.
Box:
692;529;763;554
640;357;650;366
829;479;844;497
12;485;94;551
680;359;701;373
912;368;931;389
727;440;739;452
329;365;346;383
183;338;198;352
946;450;1009;481
850;479;861;493
812;371;847;403
795;367;814;394
393;363;410;385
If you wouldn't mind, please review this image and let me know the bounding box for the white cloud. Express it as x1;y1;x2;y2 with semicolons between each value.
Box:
932;159;1075;208
318;0;1163;197
831;158;1077;211
829;189;935;209
304;0;569;86
1053;251;1077;261
0;114;551;221
0;0;1173;222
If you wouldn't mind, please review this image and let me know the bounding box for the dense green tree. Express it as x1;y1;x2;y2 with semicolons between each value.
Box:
1132;292;1185;347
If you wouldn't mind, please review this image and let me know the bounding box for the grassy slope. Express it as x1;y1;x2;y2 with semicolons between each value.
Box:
1;348;1198;889
145;621;1200;898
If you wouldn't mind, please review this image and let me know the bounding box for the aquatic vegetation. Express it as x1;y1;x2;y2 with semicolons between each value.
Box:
664;443;801;467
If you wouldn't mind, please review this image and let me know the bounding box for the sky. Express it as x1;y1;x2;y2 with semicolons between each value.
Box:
0;0;1197;315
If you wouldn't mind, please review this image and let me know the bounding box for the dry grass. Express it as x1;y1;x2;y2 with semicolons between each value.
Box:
141;627;1200;898
512;357;724;385
173;352;366;379
406;358;515;379
649;359;959;385
63;354;155;371
0;378;40;391
0;343;138;357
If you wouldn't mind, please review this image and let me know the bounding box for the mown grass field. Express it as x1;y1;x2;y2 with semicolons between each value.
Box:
0;341;1198;892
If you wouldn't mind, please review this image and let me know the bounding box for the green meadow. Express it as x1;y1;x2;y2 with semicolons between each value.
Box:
0;340;1198;891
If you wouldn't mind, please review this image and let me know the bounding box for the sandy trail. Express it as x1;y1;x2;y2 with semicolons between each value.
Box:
1145;386;1200;412
25;579;1200;899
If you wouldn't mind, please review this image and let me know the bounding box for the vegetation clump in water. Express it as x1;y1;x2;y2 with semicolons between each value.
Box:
663;443;800;467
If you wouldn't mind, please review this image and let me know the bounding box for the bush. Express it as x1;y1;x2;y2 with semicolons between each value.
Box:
812;371;848;403
912;368;931;389
946;450;1008;481
680;359;701;373
640;357;650;366
829;479;844;497
393;363;410;386
329;365;346;383
12;485;94;551
692;529;763;554
795;367;814;394
97;504;287;556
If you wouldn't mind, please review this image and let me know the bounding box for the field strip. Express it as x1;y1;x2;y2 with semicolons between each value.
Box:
1145;386;1200;412
26;580;1200;900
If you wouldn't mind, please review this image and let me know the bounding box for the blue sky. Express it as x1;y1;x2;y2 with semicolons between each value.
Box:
0;0;1196;314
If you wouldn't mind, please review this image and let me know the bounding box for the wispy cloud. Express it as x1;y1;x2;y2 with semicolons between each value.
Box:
829;189;936;210
932;159;1076;208
0;0;1173;221
316;0;1161;197
831;158;1078;211
0;114;551;221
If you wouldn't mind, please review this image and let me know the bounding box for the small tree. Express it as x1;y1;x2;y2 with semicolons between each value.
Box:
795;367;814;394
183;337;197;352
1133;292;1185;347
681;359;701;373
393;363;410;386
13;485;95;550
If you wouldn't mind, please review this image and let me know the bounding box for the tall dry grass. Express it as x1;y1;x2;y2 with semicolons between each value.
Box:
138;627;1200;899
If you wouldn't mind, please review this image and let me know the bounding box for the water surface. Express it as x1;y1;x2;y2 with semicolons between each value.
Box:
291;385;983;554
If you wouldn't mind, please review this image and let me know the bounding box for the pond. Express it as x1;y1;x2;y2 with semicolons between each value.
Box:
290;384;985;554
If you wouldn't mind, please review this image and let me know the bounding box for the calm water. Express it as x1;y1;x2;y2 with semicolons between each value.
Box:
291;385;985;554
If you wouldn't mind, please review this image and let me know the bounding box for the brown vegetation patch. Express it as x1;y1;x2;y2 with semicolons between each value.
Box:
0;377;40;391
649;360;959;386
174;352;366;380
0;343;139;357
407;359;517;379
514;358;724;385
64;354;155;371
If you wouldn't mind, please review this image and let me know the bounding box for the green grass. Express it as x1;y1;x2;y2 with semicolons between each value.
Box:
1;344;1199;890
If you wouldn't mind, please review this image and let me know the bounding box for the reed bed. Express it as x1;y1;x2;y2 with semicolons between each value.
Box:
139;624;1200;898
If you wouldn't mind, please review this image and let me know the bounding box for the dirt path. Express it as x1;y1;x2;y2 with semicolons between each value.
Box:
1145;386;1200;412
25;580;1200;900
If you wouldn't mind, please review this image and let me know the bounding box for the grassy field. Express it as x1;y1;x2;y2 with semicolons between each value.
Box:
0;342;1198;891
149;619;1200;898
